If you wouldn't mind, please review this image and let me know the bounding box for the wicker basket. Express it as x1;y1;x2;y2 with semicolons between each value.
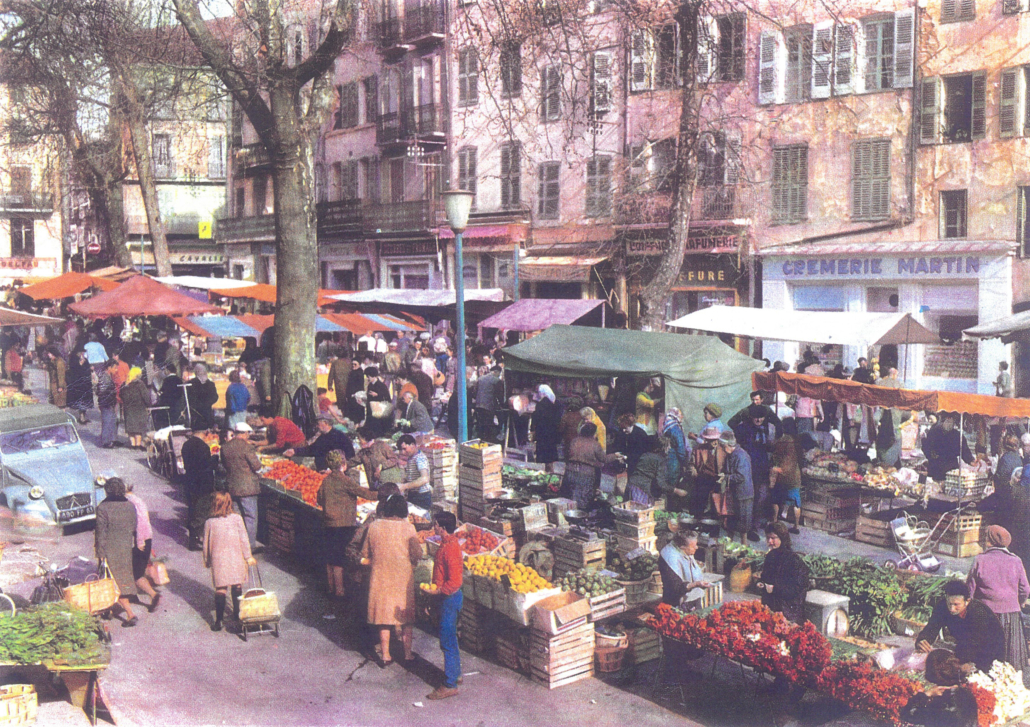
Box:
595;646;628;673
595;631;629;649
0;685;36;725
615;577;651;605
239;588;281;622
63;564;120;614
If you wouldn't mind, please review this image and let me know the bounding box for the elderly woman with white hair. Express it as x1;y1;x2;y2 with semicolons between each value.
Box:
531;385;561;472
188;363;219;430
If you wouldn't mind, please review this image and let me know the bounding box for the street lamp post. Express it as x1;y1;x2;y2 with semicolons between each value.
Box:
442;190;474;444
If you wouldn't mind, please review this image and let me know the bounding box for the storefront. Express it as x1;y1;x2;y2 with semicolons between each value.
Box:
378;238;444;290
169;248;225;277
761;240;1012;394
318;243;373;290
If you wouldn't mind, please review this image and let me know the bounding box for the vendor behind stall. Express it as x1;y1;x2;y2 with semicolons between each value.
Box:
351;428;400;488
284;415;355;470
924;413;974;481
397;387;434;435
397;434;431;511
658;530;710;608
562;422;621;509
258;414;307;454
916;580;1005;684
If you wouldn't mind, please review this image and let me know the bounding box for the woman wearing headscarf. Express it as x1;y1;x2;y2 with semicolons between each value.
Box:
995;434;1023;490
967;525;1030;685
343;358;366;425
95;477;139;626
531;385;561;472
364;367;393;438
635;379;659;436
121;366;151;449
662;408;690;486
580;407;607;452
756;521;809;624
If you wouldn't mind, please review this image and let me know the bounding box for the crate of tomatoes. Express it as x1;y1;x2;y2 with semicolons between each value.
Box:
264;460;325;510
424;523;515;559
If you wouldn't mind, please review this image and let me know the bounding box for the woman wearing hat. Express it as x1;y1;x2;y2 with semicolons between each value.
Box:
121;366;151;449
364;367;392;438
690;403;725;445
967;525;1030;684
688;424;726;517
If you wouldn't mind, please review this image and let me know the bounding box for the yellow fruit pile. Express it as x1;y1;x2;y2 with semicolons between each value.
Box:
465;555;551;594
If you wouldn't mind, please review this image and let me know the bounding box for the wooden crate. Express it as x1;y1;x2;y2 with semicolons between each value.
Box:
935;535;983;559
460;440;503;469
803;513;857;534
459;602;497;655
615;533;658;555
459;465;503;489
855;514;892;547
615;520;657;539
479;515;516;537
587;588;627;621
495;624;532;675
801;501;860;522
804;487;861;510
552;537;606;575
625;626;662;665
546;498;577;524
612;502;656;525
529;622;595;689
520;503;549;532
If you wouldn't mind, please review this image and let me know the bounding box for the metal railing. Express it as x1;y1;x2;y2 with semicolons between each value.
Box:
234;143;271;169
0;193;53;215
317;199;364;241
377;104;440;143
216;214;276;242
374;18;403;49
362;199;442;234
404;1;444;40
376;111;403;144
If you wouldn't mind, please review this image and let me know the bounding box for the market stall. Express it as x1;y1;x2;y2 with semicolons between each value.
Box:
18;272;121;301
69;275;222;318
476;298;611;339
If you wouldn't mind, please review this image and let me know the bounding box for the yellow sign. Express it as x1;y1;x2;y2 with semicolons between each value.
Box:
198;221;212;239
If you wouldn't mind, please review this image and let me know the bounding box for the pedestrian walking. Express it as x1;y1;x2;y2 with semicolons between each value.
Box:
426;511;462;701
67;349;93;424
45;348;66;408
360;494;422;667
317;450;376;602
221;423;263;551
121;367;151;449
95;477;139;627
124;480;161;612
97;359;119;448
224;369;251;429
181;430;216;550
203;492;256;632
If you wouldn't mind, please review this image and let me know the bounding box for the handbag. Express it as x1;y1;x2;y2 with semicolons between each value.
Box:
146;556;170;587
63;560;120;614
369;401;393;419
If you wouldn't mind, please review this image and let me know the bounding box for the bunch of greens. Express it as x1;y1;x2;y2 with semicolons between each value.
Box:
825;558;905;639
719;538;765;570
900;573;960;623
802;554;845;581
0;603;105;666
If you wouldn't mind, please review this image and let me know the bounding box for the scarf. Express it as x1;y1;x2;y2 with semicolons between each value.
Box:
537;384;556;403
663;408;683;435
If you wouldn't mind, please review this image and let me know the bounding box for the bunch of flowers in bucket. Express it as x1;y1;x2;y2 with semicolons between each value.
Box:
651;602;831;686
816;661;923;726
966;661;1030;726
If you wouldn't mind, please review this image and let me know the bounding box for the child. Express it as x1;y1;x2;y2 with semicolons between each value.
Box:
426;511;462;700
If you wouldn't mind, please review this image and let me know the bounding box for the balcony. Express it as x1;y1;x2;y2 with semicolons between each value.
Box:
377;104;443;145
614;186;755;227
404;1;444;43
376;111;403;145
0;193;53;218
317;199;364;242
374;18;407;54
234;143;272;171
216;214;276;243
363;199;442;235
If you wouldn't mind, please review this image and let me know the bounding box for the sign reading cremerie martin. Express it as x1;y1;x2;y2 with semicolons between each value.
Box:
767;254;988;280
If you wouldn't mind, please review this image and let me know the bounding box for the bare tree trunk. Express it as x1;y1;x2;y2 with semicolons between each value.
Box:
105;176;131;267
268;85;319;415
117;74;173;277
637;0;702;331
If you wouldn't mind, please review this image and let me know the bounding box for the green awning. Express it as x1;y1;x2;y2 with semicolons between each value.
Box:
502;325;764;435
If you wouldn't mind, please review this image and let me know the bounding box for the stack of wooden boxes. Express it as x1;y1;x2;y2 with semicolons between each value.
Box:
458;440;503;523
551;534;606;578
264;498;295;553
529;592;595;689
459;601;497;656
935;511;983;558
802;488;860;534
612;502;657;555
428;440;458;505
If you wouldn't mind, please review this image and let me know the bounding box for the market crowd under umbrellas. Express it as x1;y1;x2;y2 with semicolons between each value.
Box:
0;273;1026;727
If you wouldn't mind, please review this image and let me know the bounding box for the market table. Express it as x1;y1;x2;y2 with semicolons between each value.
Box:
0;647;112;725
258;479;325;568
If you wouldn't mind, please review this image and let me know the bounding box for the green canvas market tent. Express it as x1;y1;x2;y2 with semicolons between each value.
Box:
501;325;765;435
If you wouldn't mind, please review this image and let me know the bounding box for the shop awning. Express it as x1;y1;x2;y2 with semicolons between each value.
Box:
0;308;63;326
210;283;355;307
964;311;1030;342
502;325;763;435
753;370;1030;418
667;306;939;347
478;298;608;331
19;272;121;301
330;289;505;306
758;239;1016;256
517;257;607;283
69;275;222;318
233;314;344;335
174;315;261;339
154;276;256;292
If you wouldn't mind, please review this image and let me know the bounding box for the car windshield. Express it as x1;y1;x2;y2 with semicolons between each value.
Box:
0;424;78;455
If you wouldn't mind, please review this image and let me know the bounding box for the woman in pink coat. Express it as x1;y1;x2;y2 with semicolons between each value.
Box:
203;492;255;632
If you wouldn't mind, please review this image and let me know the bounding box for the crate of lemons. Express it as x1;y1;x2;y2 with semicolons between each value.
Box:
464;555;561;625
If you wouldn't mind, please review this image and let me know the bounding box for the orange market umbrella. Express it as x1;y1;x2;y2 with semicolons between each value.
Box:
69;275;222;318
19;272;121;301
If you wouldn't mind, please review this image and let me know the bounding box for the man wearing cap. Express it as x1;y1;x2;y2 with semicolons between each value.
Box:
733;405;776;530
397;387;434;435
728;392;779;435
719;430;758;543
222;423;263;550
284;416;355;470
690;403;725;445
689;425;726;517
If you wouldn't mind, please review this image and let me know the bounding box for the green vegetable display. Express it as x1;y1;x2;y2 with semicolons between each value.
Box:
501;465;561;491
719;537;765;570
825;558;906;639
556;570;621;597
0;603;106;666
900;572;962;623
608;552;658;581
802;554;845;581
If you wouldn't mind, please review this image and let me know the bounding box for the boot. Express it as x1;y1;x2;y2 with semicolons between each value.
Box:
231;585;242;621
212;593;226;631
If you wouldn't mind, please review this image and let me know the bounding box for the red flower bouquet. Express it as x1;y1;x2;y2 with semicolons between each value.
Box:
965;683;998;727
816;661;923;726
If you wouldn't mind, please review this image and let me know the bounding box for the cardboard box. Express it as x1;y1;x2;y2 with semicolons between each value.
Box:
531;590;592;635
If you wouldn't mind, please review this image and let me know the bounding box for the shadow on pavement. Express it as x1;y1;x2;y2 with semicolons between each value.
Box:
164;566;217;626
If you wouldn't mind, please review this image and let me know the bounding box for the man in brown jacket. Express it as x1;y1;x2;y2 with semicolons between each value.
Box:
221;422;263;552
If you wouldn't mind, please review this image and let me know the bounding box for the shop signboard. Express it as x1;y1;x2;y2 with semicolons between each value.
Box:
381;240;438;257
627;230;741;256
767;254;992;281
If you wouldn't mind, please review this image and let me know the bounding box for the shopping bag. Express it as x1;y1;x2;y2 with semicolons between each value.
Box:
146;558;170;587
63;561;119;614
238;564;280;622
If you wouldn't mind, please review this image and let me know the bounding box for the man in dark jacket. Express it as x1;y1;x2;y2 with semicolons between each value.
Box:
719;430;758;543
157;364;185;428
285;416;355;470
408;363;435;410
917;580;1005;681
97;359;119;448
181;430;215;550
221;422;263;551
187;363;219;430
733;405;776;528
924;414;974;481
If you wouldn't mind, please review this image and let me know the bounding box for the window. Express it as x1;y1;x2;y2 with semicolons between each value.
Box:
341;161;359;200
253;175;268;215
629;139;677;193
851;139;891;220
10;218;32;257
235;187;245;217
152;133;172;177
458;48;478;106
940;190;968;238
698;133;739;188
363;76;378;124
480;255;494;288
941;0;975;22
538;162;560;219
698;14;745;83
500;142;521;209
541;64;561;121
632;24;681;92
920;72;986;144
590;52;612;116
999;66;1030;138
500;43;522;96
784;26;812;103
208;135;225;179
1004;0;1030;13
10;166;30;195
457;147;477;206
863;18;894;91
1017;186;1030;256
585;155;612;218
771;145;808;224
363;157;381;203
335;82;359;129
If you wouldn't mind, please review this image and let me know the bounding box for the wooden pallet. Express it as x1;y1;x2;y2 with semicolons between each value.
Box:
587;588;627;621
529;623;595;689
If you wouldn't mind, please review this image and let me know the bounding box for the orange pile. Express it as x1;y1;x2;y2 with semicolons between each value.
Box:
267;460;324;508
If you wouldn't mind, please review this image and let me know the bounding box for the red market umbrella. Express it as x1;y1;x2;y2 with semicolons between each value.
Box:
69;275;222;318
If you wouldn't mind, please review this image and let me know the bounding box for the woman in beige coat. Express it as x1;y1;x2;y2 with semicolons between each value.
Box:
203;492;255;632
360;494;421;666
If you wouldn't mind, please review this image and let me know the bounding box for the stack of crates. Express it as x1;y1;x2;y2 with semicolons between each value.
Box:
458;440;503;523
427;439;458;504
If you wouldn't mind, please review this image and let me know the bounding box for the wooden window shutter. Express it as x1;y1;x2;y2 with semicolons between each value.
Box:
697;17;717;84
919;77;940;144
941;0;957;21
971;70;987;139
811;21;833;99
833;24;854;95
467;52;479;104
893;9;915;89
793;147;808;220
959;0;975;19
630;31;654;91
1003;0;1021;14
758;30;779;104
1019;187;1028;256
541;65;561;121
872;140;891;219
591;52;613;115
851;142;870;219
724;134;741;185
1001;68;1020;138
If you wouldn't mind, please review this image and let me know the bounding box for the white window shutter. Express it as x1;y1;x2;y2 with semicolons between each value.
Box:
833;24;854;95
1000;68;1021;138
697;16;718;84
893;9;915;89
758;30;784;105
919;77;941;145
854;21;868;94
630;30;654;92
591;52;613;115
811;21;833;99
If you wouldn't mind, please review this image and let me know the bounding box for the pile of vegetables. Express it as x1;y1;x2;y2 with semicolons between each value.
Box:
608;552;658;581
899;572;961;624
0;603;106;666
556;570;621;598
719;537;765;570
802;554;845;581
824;558;905;638
501;465;560;493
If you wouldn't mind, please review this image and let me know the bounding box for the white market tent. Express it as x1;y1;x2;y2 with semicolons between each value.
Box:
666;306;939;347
329;288;506;306
153;276;257;291
964;310;1030;342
